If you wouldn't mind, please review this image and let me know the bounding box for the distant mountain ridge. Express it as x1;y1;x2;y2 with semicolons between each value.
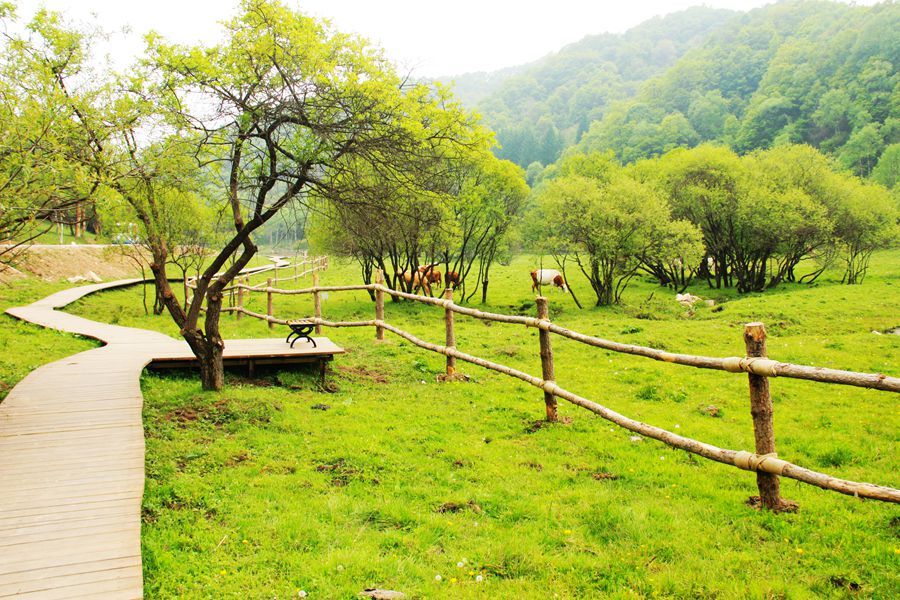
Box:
443;1;899;181
440;6;736;167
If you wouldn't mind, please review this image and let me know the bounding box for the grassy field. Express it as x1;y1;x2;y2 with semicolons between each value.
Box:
5;252;899;598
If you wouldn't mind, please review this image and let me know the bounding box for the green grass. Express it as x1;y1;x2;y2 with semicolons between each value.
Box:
27;252;900;597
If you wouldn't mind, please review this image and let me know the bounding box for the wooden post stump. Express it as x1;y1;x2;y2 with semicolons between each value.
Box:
744;322;793;512
444;287;456;375
312;271;322;335
266;278;274;330
536;297;558;422
375;269;385;341
237;280;244;321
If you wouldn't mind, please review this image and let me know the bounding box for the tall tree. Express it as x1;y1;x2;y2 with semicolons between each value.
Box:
136;0;483;388
0;5;99;267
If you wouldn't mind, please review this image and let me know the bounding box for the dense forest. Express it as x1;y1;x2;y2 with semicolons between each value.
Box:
446;7;734;167
446;1;899;183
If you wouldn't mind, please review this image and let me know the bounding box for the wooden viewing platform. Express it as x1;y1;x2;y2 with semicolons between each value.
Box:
0;280;343;598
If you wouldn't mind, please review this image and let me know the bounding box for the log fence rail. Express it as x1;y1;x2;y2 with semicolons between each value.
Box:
216;263;899;506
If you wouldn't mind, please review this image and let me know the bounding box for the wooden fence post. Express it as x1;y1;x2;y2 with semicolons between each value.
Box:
444;287;456;375
536;296;558;422
266;278;274;330
236;280;244;321
374;269;385;341
744;322;790;511
312;271;322;335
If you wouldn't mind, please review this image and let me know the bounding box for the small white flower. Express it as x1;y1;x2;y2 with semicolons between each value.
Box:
473;521;479;527
674;424;680;429
629;435;642;442
420;380;426;384
336;565;344;571
298;591;308;598
660;456;665;460
435;575;442;581
457;561;464;568
476;575;483;582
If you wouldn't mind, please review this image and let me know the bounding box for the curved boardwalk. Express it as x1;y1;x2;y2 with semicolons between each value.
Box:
1;280;342;598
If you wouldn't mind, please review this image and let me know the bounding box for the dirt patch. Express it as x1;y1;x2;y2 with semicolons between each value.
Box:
435;500;482;514
524;416;573;433
166;406;200;423
745;496;799;513
699;404;721;418
338;364;390;383
227;374;277;387
315;458;377;486
225;451;253;467
828;576;861;592
436;372;471;383
1;245;141;283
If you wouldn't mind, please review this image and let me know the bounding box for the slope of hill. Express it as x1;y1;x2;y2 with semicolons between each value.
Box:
579;0;899;177
447;1;898;180
443;7;736;167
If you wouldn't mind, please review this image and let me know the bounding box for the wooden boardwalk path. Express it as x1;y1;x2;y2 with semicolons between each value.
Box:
1;280;342;598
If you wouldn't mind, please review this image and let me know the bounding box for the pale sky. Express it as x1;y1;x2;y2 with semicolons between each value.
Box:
11;1;882;77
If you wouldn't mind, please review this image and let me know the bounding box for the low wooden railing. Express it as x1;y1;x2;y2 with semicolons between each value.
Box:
223;267;900;508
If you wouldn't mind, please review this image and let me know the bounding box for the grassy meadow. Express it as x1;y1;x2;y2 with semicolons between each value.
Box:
3;252;899;598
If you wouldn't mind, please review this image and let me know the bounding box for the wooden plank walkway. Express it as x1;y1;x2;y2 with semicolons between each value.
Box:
1;280;343;598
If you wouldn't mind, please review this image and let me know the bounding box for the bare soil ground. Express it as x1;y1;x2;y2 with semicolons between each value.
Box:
0;245;141;284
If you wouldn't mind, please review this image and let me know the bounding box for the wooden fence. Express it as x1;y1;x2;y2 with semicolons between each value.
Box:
221;263;899;508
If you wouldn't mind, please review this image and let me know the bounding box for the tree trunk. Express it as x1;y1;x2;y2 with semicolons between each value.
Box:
201;291;227;391
198;343;225;390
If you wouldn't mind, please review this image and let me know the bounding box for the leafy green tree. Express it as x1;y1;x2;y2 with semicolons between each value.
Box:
445;156;529;303
134;0;486;389
532;153;701;305
651;145;745;288
871;143;900;188
839;123;885;177
0;4;99;267
831;178;898;284
687;90;730;139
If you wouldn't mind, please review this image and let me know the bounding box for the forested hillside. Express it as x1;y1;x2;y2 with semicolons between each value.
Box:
452;1;899;182
445;7;735;167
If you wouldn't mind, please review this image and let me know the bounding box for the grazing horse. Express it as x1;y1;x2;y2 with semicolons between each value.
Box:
417;264;442;286
402;270;432;295
530;268;567;293
444;271;461;288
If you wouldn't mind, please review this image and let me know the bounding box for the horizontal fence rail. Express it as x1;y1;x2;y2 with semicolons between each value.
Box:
218;266;899;507
185;256;328;291
249;281;900;392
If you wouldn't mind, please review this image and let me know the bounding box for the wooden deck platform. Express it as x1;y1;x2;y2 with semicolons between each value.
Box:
1;280;343;598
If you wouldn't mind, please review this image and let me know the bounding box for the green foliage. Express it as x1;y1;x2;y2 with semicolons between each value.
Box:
447;7;735;167
0;6;100;264
310;150;528;303
871;143;900;188
563;1;900;176
529;152;702;305
559;144;897;294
